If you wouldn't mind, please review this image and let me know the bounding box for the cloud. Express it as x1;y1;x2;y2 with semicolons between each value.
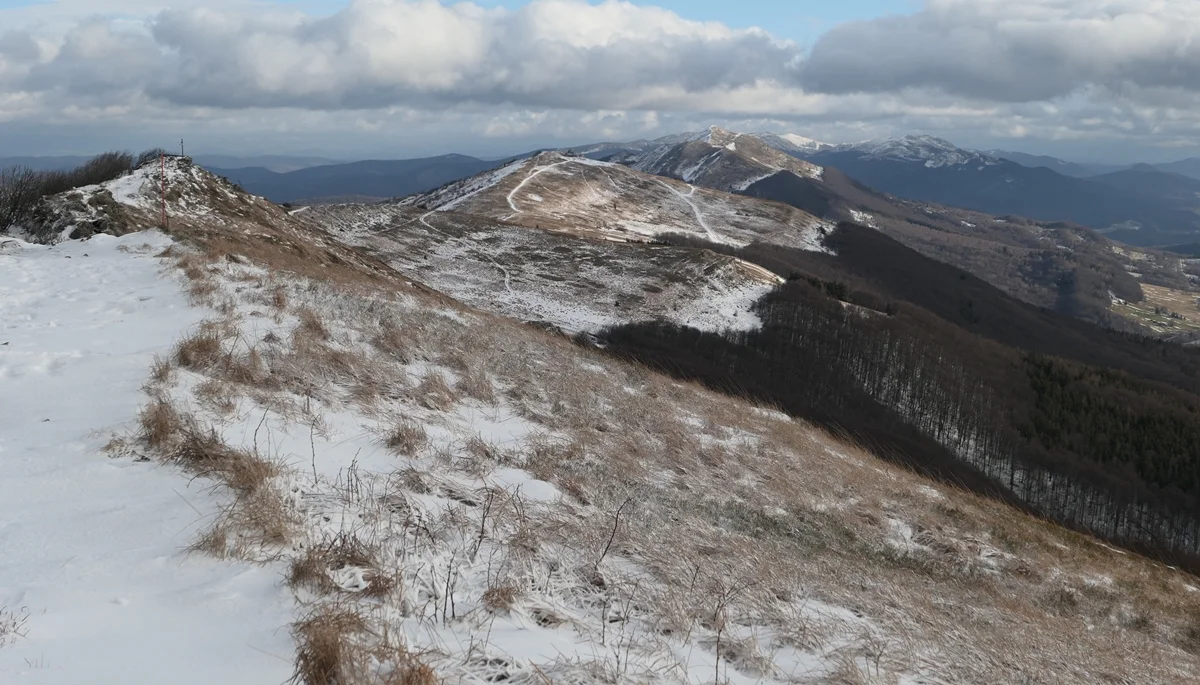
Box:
800;0;1200;102
6;0;1200;160
7;0;804;111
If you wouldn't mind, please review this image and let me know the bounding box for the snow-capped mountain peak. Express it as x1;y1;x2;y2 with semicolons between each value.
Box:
840;135;1003;168
751;131;831;155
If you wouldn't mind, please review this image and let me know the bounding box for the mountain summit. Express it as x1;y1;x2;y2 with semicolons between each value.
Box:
831;135;1003;168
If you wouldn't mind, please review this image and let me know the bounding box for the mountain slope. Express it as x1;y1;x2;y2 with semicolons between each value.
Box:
1155;157;1200;181
8;156;1200;684
984;150;1122;177
301;200;782;335
630;126;824;192
613;127;1148;326
1090;164;1200;204
402;151;832;250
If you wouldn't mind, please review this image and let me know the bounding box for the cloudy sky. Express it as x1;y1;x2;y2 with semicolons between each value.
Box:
3;0;1200;163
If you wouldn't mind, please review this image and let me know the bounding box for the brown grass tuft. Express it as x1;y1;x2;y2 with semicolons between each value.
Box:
186;277;220;305
175;328;223;370
289;533;391;598
457;366;496;404
138;394;182;450
195;378;238;415
289;604;436;685
372;320;413;364
290;606;369;685
148;355;174;385
297;306;330;341
173;425;280;495
481;584;522;614
385;420;427;456
188;526;232;559
415;372;456;412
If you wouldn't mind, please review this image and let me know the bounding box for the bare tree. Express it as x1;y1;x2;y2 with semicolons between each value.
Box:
0;166;43;230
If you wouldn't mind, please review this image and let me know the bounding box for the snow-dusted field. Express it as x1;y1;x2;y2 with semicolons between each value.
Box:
0;233;294;684
304;203;780;335
401;152;832;252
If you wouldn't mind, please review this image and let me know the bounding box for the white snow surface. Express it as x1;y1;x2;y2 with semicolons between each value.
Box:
849;209;880;229
0;232;294;684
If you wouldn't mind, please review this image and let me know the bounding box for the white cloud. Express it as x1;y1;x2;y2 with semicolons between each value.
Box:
802;0;1200;102
6;0;801;111
6;0;1200;160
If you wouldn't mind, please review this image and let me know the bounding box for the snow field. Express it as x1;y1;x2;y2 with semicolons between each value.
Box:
0;232;295;684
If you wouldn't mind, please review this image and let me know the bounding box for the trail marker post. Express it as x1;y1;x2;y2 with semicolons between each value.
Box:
160;153;166;230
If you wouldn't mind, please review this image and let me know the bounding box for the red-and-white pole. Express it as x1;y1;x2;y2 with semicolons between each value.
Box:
160;153;166;230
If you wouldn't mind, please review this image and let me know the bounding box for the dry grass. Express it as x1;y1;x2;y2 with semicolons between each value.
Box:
0;606;29;648
137;394;182;450
371;320;413;364
456;366;495;404
290;606;370;685
128;172;1200;684
148;354;174;385
172;426;279;495
175;326;223;370
288;533;395;598
384;419;427;456
296;306;330;341
290;605;435;685
480;584;522;614
194;378;237;414
414;372;456;412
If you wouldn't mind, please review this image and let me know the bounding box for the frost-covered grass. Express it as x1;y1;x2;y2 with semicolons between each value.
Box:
400;151;832;252
132;225;1200;684
308;203;777;335
14;160;1200;684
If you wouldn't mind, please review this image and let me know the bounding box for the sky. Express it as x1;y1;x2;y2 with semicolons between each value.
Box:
3;0;1200;164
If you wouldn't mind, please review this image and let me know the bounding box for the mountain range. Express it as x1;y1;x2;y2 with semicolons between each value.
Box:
7;140;1200;683
792;137;1200;246
190;133;1200;247
13;131;1200;249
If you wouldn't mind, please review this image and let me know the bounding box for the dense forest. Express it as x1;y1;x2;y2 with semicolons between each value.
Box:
604;223;1200;568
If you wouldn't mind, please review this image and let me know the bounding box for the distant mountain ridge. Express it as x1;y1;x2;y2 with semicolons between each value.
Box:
206;154;515;204
600;126;1155;327
792;137;1200;246
984;150;1122;177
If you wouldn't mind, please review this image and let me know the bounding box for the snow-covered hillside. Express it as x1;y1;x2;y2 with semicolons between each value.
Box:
753;132;830;155
4;155;1200;685
401;151;831;251
630;127;825;190
827;135;1004;169
300;202;781;334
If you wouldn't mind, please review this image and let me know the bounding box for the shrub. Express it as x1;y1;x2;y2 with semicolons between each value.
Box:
136;148;171;168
